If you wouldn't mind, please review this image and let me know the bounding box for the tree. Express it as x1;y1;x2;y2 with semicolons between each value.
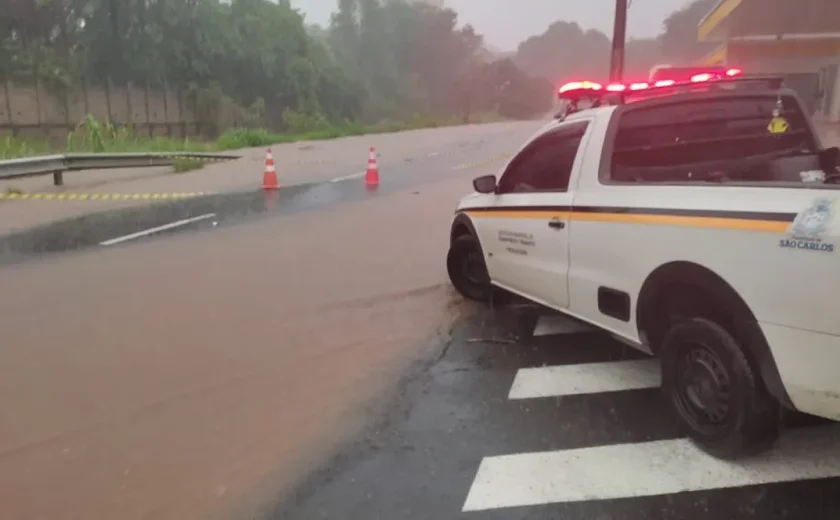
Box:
480;58;553;119
324;0;546;121
659;0;719;62
0;0;552;131
513;20;665;84
510;0;729;87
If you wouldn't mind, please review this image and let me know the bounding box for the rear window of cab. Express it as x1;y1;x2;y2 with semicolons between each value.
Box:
607;94;822;185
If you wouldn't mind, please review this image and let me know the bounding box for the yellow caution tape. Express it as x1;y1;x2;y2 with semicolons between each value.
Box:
0;192;207;201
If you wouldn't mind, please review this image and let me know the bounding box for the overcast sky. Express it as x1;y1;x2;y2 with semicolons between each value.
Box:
289;0;697;51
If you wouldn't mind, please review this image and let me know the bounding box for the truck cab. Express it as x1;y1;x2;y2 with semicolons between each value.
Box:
446;74;840;459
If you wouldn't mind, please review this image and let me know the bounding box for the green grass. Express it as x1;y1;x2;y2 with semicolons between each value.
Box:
1;136;52;159
0;112;506;161
171;158;205;173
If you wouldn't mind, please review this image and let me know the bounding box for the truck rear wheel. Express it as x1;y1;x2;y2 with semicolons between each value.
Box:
660;318;780;459
447;235;491;301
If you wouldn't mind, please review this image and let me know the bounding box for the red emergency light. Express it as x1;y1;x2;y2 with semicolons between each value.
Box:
558;81;602;94
649;65;743;84
554;70;783;119
558;67;745;97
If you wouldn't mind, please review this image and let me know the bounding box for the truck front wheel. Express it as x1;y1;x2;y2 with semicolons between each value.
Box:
447;235;491;301
660;318;780;459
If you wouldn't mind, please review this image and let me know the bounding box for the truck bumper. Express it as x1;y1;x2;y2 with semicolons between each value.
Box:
761;321;840;421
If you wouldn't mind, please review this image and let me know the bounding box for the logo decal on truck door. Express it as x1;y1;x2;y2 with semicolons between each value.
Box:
498;230;536;255
780;199;835;253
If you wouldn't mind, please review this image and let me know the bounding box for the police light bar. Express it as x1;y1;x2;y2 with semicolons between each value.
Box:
558;81;602;93
649;65;743;84
557;72;783;108
691;73;714;82
558;68;747;98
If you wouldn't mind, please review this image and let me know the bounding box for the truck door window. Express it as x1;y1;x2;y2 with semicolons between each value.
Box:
497;121;589;194
608;94;820;185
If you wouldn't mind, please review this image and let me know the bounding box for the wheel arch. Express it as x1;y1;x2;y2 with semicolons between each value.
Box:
636;261;794;409
450;212;478;245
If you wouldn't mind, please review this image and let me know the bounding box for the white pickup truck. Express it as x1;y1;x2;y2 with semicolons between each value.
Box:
446;74;840;459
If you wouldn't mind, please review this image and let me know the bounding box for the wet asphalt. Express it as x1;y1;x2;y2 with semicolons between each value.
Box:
262;304;840;520
4;128;840;519
0;135;503;520
0;141;482;266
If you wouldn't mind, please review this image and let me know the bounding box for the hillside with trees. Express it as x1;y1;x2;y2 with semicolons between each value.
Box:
513;0;718;84
0;0;553;142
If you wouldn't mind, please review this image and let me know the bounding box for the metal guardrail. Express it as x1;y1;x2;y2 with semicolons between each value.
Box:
0;152;241;186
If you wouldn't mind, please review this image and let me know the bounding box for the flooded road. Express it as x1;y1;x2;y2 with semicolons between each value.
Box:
4;117;840;519
0;170;483;519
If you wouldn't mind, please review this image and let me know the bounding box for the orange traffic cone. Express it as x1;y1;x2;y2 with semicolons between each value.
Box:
365;147;380;190
262;148;279;190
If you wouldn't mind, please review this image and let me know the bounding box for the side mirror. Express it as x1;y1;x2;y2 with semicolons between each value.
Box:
472;174;497;194
819;146;839;173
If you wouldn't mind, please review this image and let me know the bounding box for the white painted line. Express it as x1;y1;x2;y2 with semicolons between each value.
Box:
330;171;365;183
463;426;840;511
508;359;660;400
532;314;594;336
100;213;217;246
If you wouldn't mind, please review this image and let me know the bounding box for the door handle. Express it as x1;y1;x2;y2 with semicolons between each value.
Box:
548;218;565;230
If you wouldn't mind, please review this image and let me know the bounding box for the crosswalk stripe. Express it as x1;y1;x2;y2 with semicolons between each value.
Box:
508;359;660;400
462;425;840;512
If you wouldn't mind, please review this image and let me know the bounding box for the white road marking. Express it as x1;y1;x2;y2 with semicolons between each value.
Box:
330;171;365;183
508;359;660;400
462;426;840;511
100;213;217;246
532;314;594;336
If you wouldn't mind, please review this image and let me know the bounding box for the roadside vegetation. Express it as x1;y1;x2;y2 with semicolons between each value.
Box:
0;0;716;161
0;111;504;160
0;0;551;161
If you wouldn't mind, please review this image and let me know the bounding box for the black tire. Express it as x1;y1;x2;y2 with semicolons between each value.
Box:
661;317;780;459
447;234;491;301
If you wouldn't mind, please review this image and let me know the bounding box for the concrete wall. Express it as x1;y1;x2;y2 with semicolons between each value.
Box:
0;81;210;143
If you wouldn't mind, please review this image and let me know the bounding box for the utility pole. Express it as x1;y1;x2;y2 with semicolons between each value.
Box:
609;0;628;83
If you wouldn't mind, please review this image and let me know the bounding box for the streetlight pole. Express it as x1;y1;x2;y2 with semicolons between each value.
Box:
609;0;628;83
